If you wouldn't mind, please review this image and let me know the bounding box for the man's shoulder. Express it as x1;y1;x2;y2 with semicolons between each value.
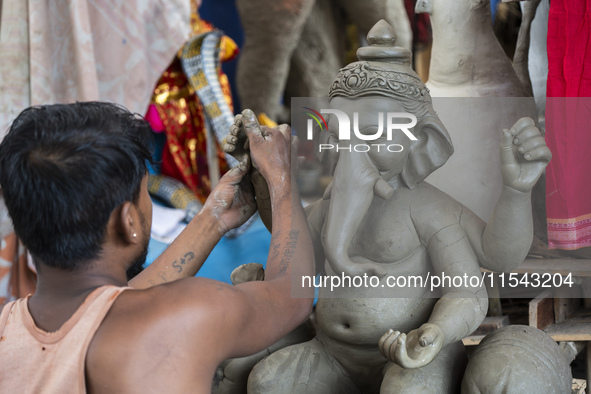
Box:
96;277;249;346
86;278;238;391
107;278;236;327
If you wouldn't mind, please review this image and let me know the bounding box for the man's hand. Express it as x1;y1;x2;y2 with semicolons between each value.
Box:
223;113;251;168
501;117;552;193
378;323;444;368
223;109;297;232
203;163;257;234
241;110;292;188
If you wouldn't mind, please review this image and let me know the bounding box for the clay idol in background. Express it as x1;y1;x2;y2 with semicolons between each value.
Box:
415;0;539;224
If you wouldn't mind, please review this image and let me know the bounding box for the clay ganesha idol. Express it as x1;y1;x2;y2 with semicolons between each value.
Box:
224;20;551;394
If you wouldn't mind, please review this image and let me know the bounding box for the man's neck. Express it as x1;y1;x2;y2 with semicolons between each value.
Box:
27;261;128;332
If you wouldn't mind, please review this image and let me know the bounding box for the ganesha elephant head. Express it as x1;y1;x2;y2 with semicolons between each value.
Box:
320;20;454;278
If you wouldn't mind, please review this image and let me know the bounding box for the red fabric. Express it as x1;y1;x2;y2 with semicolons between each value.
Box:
547;0;591;97
404;0;432;46
545;0;591;249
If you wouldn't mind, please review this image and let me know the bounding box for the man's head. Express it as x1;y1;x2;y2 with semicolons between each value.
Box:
0;101;154;273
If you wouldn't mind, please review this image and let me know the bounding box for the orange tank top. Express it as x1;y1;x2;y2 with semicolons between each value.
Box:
0;286;128;393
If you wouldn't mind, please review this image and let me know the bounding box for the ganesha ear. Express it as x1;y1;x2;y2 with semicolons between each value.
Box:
401;117;454;189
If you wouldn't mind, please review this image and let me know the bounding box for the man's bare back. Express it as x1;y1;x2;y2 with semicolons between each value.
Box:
86;279;286;393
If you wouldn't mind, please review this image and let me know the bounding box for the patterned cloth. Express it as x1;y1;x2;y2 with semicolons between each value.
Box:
148;14;239;203
545;0;591;250
0;1;30;138
0;0;192;137
0;0;195;302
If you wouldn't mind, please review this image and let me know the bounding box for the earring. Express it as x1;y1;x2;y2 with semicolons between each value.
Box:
132;233;137;238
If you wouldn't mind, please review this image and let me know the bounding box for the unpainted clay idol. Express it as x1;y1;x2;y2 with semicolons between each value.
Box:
238;20;551;393
417;0;538;221
225;21;551;394
462;325;572;394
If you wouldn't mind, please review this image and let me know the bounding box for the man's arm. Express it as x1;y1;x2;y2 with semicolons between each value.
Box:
87;113;315;394
128;209;221;289
129;165;256;289
194;111;315;360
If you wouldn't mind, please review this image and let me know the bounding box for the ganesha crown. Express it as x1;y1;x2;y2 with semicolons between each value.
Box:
329;62;431;102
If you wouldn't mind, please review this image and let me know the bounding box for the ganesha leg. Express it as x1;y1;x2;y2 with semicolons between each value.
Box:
248;338;360;394
214;321;315;393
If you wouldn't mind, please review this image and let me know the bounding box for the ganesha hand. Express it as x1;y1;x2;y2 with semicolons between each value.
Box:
379;323;444;369
500;117;552;193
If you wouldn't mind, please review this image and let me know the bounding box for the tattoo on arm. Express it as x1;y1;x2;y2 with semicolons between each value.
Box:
270;242;281;261
172;260;183;273
171;251;196;274
278;230;299;276
271;230;282;242
269;230;282;269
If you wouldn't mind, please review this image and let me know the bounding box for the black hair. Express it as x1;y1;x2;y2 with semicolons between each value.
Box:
0;101;155;270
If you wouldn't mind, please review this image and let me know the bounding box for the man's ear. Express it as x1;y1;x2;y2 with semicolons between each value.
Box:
401;117;454;189
119;201;140;245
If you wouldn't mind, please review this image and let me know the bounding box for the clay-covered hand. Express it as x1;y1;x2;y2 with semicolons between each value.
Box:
378;323;444;369
223;109;296;232
223;112;252;167
223;109;295;182
240;110;292;188
500;117;552;193
203;162;257;233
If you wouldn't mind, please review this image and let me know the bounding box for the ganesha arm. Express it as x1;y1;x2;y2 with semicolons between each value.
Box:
460;118;551;272
460;186;534;273
425;222;489;346
380;221;487;369
304;198;328;275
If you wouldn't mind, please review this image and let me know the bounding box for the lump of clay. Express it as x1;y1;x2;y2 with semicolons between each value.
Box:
230;263;265;285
